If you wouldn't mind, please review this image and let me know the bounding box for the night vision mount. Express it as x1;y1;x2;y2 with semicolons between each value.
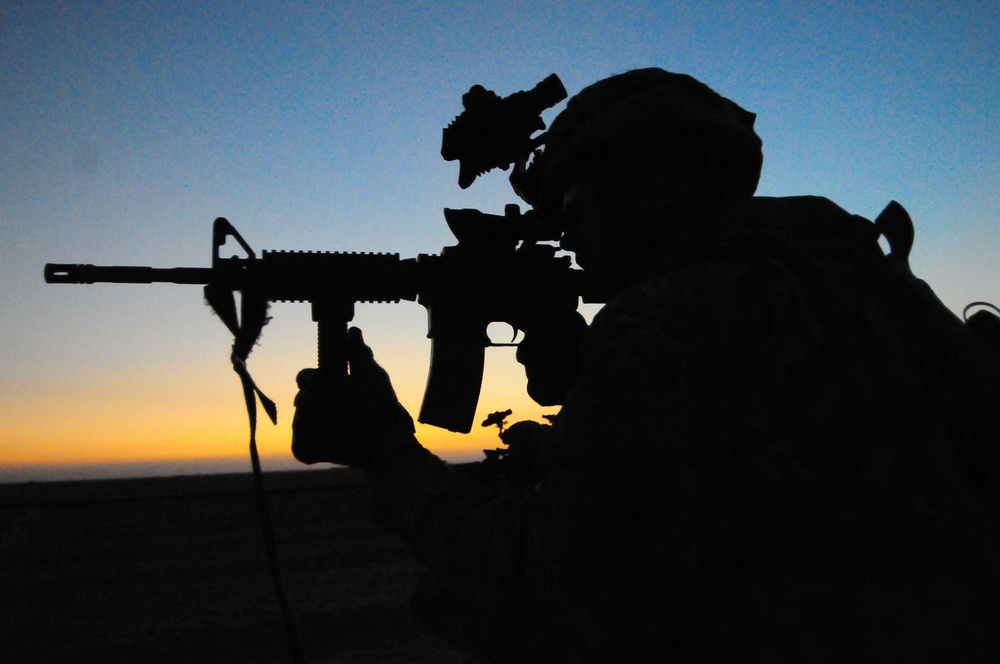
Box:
441;73;567;190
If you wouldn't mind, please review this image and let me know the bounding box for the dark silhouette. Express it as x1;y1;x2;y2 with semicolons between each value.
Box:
442;73;567;189
41;74;589;663
45;209;589;437
291;69;1000;663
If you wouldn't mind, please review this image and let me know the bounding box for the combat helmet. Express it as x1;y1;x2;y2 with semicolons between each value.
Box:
518;68;764;224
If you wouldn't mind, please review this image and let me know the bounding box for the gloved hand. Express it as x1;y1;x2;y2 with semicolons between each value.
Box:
515;310;587;406
292;327;417;469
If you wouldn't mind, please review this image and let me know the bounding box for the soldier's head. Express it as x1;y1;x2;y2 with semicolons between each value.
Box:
521;68;762;283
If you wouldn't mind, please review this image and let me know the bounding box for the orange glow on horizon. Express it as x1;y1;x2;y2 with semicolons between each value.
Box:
3;318;556;474
4;424;510;469
3;368;547;469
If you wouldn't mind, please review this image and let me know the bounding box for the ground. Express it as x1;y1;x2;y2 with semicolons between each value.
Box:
0;468;477;663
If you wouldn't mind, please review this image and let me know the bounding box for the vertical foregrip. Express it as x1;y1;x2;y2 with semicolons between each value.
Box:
312;300;355;386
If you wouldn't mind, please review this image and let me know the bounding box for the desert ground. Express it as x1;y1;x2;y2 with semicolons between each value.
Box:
0;468;477;663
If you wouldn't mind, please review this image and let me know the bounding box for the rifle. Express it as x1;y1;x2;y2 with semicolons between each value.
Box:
44;73;594;434
44;73;589;663
45;204;597;433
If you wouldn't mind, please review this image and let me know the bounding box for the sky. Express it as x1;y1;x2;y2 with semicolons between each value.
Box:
2;1;997;482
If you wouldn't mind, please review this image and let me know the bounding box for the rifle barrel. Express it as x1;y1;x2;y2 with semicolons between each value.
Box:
44;263;213;285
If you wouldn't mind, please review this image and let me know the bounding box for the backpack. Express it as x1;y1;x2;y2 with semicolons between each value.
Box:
874;201;1000;529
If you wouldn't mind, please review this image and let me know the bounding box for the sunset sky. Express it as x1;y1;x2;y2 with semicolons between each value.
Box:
2;1;997;481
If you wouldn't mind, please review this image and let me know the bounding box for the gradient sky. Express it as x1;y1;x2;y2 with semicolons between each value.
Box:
2;1;997;481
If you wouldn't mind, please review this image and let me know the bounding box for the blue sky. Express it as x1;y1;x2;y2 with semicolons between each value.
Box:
2;1;997;480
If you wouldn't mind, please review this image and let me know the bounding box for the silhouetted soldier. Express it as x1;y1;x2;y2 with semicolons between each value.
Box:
292;69;1000;662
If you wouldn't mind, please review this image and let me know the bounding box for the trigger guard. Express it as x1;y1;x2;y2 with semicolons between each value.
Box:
484;322;522;348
